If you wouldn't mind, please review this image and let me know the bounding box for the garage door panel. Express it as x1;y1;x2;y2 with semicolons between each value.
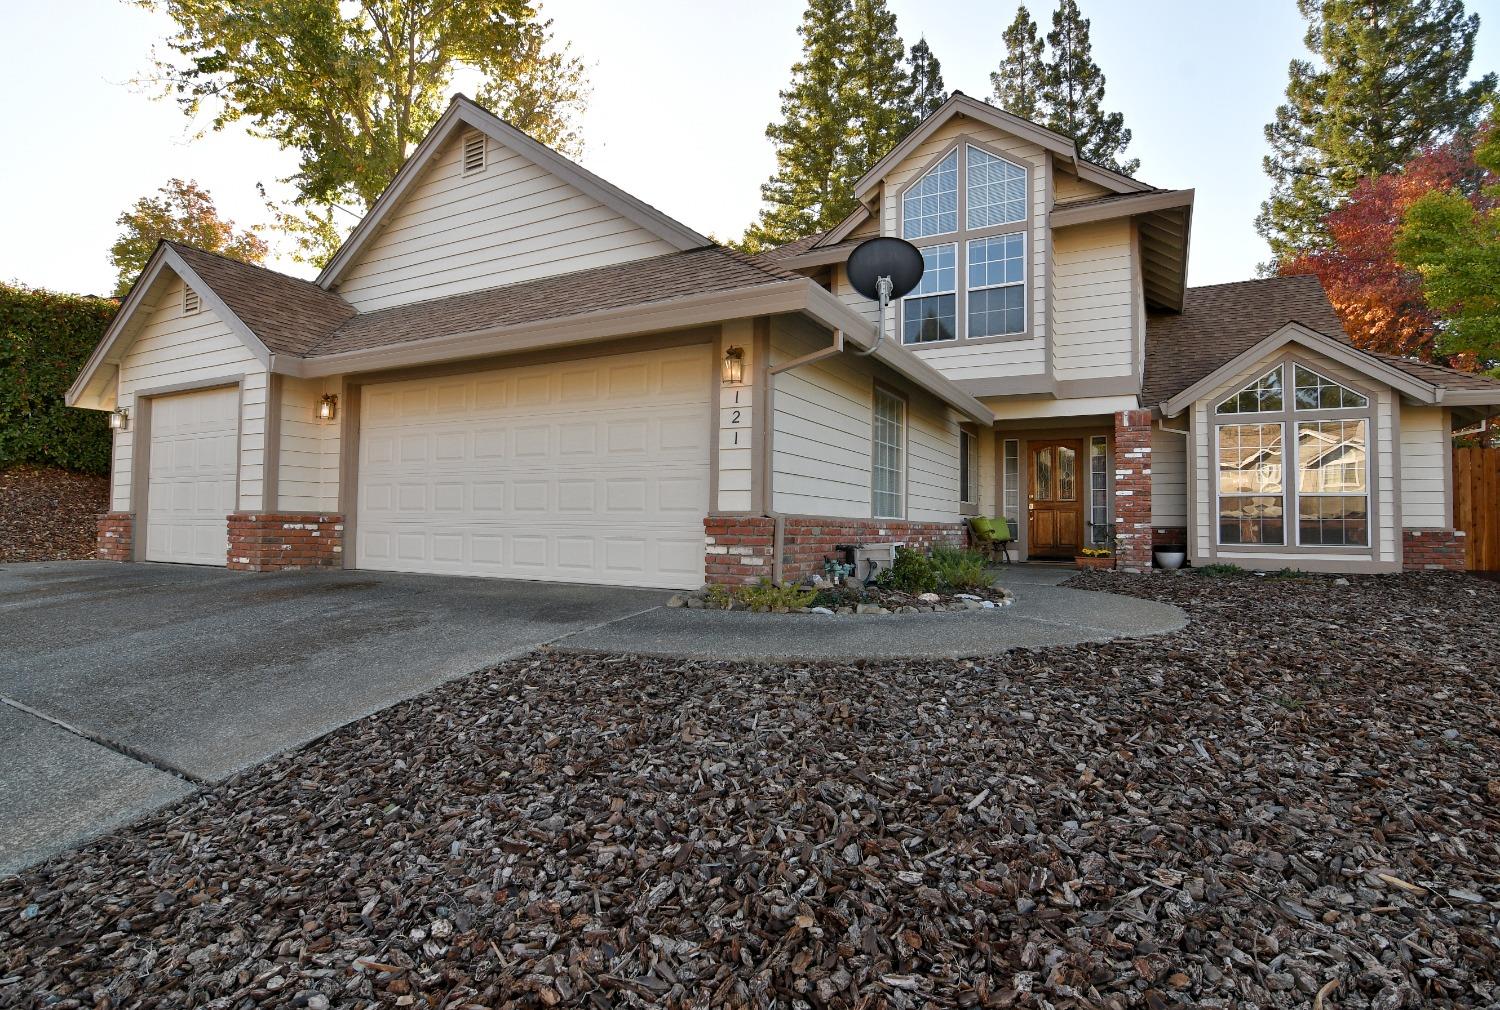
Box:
145;385;239;566
357;347;709;588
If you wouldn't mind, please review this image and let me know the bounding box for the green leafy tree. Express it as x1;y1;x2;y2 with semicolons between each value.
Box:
845;0;916;179
741;0;854;251
109;179;268;296
1258;0;1496;265
908;37;948;118
1396;110;1500;371
991;5;1047;122
1041;0;1137;175
137;0;589;264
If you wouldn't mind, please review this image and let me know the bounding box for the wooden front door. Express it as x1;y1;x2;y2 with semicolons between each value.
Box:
1028;439;1083;559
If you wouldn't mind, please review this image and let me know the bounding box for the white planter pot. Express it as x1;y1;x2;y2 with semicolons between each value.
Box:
1154;548;1186;571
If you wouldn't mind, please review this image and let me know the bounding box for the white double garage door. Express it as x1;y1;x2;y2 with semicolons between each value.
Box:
355;345;711;589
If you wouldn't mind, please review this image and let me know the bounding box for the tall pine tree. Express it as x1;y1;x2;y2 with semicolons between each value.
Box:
1042;0;1137;175
1258;0;1496;264
991;6;1046;122
742;0;854;251
909;37;948;118
742;0;922;249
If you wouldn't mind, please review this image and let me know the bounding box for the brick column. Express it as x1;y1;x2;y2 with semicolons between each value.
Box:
95;512;134;562
1402;529;1466;572
1113;409;1154;573
227;513;344;571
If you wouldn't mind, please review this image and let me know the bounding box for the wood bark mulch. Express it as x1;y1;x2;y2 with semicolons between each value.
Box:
0;466;108;563
2;572;1497;1008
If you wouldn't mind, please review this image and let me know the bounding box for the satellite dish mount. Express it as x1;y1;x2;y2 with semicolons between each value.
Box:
844;237;925;356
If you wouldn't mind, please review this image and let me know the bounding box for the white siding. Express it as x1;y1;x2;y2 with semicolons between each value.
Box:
1151;425;1187;526
1052;220;1134;381
1054;172;1112;204
112;273;266;514
277;376;342;513
1400;404;1449;529
769;315;961;522
1189;348;1399;567
335;131;678;311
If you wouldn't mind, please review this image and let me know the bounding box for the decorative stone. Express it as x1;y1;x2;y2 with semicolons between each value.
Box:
808;607;835;616
917;593;941;603
666;595;687;608
855;603;889;615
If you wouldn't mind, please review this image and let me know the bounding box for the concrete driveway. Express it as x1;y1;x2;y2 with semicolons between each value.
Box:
0;561;666;874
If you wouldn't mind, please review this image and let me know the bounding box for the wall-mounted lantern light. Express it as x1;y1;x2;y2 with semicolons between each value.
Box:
721;345;745;386
108;407;129;432
318;393;338;422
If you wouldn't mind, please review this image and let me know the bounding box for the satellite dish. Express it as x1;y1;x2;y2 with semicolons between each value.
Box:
846;237;925;304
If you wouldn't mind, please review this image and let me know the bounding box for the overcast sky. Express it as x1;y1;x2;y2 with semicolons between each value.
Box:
2;0;1496;296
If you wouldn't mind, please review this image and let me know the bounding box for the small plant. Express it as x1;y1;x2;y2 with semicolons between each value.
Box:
1079;546;1113;558
738;578;818;611
876;545;940;594
822;557;855;584
701;583;733;609
1268;567;1312;579
1192;563;1244;577
929;545;989;590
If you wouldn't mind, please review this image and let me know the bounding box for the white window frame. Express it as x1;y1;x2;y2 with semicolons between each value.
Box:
1001;438;1020;532
965;143;1028;230
1294;418;1370;547
901;242;958;345
966;233;1027;339
871;386;907;519
959;428;979;506
1214;421;1287;548
900;148;958;240
1088;435;1109;546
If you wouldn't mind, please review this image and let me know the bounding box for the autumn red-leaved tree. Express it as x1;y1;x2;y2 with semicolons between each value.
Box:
1281;141;1480;362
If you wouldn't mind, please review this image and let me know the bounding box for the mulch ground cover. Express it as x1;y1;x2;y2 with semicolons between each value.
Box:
0;466;108;563
2;571;1497;1008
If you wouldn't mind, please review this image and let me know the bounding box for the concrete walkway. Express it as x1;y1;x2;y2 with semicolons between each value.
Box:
556;569;1187;661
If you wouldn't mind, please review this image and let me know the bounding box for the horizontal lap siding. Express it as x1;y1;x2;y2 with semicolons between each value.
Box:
113;275;265;513
1151;426;1187;527
278;376;342;513
335;133;678;312
1399;404;1448;528
1052;220;1134;381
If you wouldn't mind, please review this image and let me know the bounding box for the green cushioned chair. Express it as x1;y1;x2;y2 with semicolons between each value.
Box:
967;516;1015;564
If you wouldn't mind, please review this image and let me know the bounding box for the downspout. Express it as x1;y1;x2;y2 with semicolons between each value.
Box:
765;328;848;583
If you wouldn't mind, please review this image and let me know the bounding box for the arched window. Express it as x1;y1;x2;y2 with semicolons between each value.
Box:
898;143;1029;345
1214;360;1373;549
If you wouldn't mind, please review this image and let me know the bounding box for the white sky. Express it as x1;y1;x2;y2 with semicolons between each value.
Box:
1;0;1496;296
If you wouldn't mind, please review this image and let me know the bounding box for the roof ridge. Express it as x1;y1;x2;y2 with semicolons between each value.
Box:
165;241;338;295
1185;274;1323;294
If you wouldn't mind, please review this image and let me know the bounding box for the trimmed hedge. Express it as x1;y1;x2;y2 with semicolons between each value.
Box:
1;283;119;475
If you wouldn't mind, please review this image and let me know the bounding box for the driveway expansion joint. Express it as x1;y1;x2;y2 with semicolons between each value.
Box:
0;695;208;787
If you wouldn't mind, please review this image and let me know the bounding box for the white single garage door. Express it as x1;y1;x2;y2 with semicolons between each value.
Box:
145;385;239;565
356;345;711;588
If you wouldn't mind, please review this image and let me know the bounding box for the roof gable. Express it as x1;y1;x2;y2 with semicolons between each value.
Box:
317;96;710;302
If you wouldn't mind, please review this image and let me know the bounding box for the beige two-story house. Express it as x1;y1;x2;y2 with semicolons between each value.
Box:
69;93;1500;587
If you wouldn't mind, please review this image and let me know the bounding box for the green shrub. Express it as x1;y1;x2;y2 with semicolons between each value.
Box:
701;584;733;610
929;545;990;590
1192;563;1244;578
1;284;118;474
876;545;940;594
738;579;818;611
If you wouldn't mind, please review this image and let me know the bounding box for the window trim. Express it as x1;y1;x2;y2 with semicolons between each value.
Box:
1000;437;1021;534
966;233;1027;339
893;135;1033;347
959;425;980;514
900;148;958;241
1209;354;1378;555
870;383;908;519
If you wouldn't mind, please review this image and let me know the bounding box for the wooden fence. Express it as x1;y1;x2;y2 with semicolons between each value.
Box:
1454;446;1500;571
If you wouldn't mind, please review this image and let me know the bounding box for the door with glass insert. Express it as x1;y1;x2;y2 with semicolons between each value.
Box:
1028;439;1082;558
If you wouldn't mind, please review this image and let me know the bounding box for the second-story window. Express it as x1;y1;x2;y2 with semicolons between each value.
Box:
899;142;1028;345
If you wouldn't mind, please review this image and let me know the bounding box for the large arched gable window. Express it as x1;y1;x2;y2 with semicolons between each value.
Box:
1214;359;1374;549
898;143;1029;345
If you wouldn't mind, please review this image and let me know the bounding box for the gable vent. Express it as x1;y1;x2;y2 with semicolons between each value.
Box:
183;285;201;314
461;130;487;175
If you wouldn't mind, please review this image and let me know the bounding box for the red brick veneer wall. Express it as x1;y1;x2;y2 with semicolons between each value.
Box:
704;515;968;586
1402;529;1466;572
1113;410;1154;573
227;513;344;572
1152;527;1188;549
96;512;133;562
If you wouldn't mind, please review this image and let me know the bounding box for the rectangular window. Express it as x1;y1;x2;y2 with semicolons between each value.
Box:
1001;438;1020;532
959;429;979;504
1089;435;1109;546
872;388;906;518
967;234;1025;338
901;243;957;344
1217;422;1285;545
1297;419;1368;545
